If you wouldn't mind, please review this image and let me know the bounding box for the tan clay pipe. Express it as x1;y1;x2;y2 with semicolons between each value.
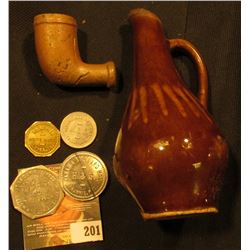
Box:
34;13;116;88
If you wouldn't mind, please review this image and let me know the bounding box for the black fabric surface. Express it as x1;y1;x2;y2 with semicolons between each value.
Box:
9;1;241;250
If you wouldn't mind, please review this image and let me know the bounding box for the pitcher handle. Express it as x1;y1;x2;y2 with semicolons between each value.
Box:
169;39;208;109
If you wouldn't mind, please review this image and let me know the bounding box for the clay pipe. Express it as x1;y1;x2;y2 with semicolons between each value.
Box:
34;13;116;88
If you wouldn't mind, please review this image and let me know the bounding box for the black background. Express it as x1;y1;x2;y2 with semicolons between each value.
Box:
9;1;240;250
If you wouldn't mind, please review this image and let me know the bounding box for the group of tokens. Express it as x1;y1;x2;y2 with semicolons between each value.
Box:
24;111;98;156
10;111;108;220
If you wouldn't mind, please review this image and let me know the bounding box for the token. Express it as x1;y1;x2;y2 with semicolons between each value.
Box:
10;166;64;219
25;121;60;157
60;112;97;149
60;151;108;201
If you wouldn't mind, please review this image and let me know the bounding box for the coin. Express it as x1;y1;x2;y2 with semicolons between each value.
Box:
60;112;97;148
25;121;60;157
60;151;108;201
10;166;64;219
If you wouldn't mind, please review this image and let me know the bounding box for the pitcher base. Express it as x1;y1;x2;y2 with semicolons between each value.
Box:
142;207;218;220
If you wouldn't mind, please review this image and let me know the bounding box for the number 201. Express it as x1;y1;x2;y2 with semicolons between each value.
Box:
84;225;101;236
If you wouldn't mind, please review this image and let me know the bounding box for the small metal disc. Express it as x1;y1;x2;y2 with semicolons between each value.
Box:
60;151;108;201
25;121;60;157
10;166;64;219
60;112;97;149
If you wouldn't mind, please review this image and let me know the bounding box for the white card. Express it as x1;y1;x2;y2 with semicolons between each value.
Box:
70;220;103;243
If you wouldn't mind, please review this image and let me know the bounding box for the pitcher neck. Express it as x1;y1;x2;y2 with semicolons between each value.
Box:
129;8;166;43
128;9;180;87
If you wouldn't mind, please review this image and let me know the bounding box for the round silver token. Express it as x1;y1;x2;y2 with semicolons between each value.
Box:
60;151;108;201
10;166;64;219
60;112;97;148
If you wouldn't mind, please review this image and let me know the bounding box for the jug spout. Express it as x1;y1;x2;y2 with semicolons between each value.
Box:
113;9;228;220
128;9;181;89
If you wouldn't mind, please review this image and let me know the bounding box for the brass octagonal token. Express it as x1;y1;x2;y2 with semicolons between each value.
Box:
25;121;60;157
10;165;64;219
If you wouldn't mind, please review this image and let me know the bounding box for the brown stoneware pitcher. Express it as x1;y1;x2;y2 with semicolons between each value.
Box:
113;8;228;220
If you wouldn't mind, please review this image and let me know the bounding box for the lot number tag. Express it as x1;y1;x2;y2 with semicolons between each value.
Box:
70;220;103;243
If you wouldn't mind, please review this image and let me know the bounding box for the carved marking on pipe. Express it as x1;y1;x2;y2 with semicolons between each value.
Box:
181;87;213;124
162;85;187;117
128;88;138;129
139;86;148;124
172;86;200;117
74;71;90;86
151;84;168;116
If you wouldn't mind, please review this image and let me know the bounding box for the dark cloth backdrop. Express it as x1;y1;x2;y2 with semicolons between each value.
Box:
9;1;240;250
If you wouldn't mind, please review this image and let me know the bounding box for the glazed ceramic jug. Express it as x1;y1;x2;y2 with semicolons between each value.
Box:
113;8;228;220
